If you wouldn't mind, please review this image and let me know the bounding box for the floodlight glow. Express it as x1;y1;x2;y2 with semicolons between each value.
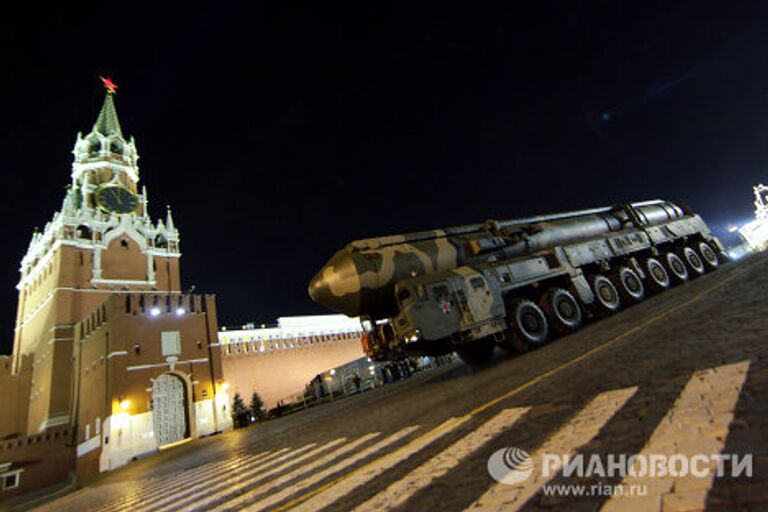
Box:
150;306;161;316
175;307;185;316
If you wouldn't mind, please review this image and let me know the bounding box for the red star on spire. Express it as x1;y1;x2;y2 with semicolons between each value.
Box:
100;76;118;94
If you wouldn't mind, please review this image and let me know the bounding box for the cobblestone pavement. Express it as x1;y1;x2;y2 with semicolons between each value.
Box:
29;253;768;512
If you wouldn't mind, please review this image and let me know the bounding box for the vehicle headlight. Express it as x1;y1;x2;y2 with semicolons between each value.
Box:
404;330;421;343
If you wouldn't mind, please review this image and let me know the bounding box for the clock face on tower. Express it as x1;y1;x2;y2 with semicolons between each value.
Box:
96;185;139;214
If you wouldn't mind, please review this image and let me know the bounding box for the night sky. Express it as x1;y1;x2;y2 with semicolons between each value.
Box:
2;3;768;354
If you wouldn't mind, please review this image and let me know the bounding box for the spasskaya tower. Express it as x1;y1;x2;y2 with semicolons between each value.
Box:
11;79;182;434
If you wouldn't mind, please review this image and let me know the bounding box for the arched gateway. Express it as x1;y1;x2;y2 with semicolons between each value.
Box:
152;373;189;447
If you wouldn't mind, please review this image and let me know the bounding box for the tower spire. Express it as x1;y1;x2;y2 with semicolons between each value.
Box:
94;77;123;137
166;205;175;230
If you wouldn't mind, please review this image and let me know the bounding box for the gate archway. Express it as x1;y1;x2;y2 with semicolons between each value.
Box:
152;373;189;447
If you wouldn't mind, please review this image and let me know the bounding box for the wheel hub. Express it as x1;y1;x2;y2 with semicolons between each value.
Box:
599;285;614;302
557;300;575;318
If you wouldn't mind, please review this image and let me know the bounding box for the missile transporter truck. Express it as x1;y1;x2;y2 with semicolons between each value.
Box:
309;200;725;366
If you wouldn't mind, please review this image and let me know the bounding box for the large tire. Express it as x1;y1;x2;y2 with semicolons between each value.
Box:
644;257;671;293
456;337;495;366
591;274;621;316
503;298;550;352
539;287;582;337
613;266;645;303
698;242;720;270
665;252;689;284
682;246;706;277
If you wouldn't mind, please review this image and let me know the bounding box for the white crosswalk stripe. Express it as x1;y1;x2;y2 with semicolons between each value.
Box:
133;443;320;512
206;433;381;512
62;361;753;512
241;426;420;512
104;450;285;511
352;407;531;512
288;417;471;512
93;449;276;512
465;387;638;510
602;361;751;511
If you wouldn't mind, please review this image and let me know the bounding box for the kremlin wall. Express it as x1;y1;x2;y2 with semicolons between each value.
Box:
218;316;365;410
0;84;366;501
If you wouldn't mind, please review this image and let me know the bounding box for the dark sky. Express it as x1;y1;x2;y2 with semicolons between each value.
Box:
2;3;768;353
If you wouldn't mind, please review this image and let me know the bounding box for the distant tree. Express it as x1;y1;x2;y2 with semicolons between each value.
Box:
249;392;266;421
232;392;248;428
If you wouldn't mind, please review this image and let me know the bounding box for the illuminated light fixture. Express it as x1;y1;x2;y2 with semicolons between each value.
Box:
728;225;739;233
329;369;336;376
221;382;230;391
175;307;185;316
120;398;131;411
150;306;161;316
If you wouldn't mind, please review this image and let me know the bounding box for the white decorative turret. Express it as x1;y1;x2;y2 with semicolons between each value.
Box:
753;184;768;220
166;206;175;231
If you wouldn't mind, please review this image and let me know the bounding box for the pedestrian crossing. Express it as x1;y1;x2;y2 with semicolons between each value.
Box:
352;407;533;512
602;361;751;511
148;442;340;512
465;387;637;510
231;427;419;512
89;449;280;512
84;361;751;512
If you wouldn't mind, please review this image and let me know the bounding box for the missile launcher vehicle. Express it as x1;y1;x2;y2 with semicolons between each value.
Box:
309;200;725;366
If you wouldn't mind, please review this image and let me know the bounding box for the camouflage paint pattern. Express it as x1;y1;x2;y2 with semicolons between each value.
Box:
308;200;690;318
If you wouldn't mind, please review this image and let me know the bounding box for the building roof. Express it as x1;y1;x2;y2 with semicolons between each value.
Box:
219;314;362;342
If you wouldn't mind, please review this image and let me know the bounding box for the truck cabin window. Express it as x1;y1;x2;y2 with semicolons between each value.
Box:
431;285;450;302
470;276;485;288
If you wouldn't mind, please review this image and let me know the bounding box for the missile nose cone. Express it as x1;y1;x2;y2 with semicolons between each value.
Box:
308;250;362;317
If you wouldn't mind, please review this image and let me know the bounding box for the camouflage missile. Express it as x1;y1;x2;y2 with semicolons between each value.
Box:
309;200;686;318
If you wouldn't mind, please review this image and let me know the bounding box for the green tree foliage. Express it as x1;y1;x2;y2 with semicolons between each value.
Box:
249;392;265;420
232;392;248;428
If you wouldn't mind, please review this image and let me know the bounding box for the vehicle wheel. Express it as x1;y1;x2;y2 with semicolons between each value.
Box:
591;274;621;315
539;287;582;336
644;257;671;292
665;252;689;284
613;266;645;303
456;337;495;366
682;246;706;277
698;242;720;270
504;298;550;352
